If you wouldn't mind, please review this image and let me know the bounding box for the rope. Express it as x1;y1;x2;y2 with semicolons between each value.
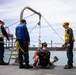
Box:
42;15;64;42
29;21;41;48
29;22;38;33
7;13;35;27
38;16;41;48
41;15;76;53
15;41;28;54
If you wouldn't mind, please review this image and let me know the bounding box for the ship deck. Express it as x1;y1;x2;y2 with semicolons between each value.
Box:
0;65;76;75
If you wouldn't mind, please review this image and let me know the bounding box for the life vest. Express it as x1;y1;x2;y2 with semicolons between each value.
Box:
64;28;75;43
0;25;4;37
16;24;26;40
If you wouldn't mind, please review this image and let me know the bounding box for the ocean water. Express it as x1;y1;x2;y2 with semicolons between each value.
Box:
4;51;76;66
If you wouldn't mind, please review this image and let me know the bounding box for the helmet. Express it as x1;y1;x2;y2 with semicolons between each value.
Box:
0;19;4;25
62;22;69;27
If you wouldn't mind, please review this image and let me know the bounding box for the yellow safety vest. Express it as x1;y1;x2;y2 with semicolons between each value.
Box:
64;28;75;43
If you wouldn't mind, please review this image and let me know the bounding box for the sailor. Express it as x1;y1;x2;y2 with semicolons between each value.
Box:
33;42;58;68
62;22;75;69
0;19;9;65
15;19;33;69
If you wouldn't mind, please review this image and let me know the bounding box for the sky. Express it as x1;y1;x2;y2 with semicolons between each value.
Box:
0;0;76;47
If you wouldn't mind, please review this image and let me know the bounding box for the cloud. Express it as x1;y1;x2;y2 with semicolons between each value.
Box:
0;0;13;5
0;0;76;46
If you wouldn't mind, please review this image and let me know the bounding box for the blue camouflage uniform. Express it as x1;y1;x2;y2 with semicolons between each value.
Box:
15;24;30;64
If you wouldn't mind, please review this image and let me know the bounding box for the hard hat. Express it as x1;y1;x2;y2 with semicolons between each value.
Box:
0;19;4;25
62;22;69;27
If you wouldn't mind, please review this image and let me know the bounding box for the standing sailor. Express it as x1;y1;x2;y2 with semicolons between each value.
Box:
62;22;75;69
15;19;33;69
0;19;9;65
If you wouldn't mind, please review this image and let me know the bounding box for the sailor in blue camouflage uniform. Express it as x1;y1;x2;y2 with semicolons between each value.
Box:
15;19;33;69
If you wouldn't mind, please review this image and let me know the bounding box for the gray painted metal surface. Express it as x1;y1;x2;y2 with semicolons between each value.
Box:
0;65;76;75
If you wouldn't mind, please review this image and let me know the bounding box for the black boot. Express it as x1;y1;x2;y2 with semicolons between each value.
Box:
64;64;72;69
70;63;73;67
19;63;25;69
0;61;9;65
54;56;58;62
25;64;33;69
68;63;73;67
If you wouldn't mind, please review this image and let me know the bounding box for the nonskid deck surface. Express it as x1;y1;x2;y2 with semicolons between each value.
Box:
0;65;76;75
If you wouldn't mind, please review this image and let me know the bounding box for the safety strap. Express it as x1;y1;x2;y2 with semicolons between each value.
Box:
15;41;28;54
